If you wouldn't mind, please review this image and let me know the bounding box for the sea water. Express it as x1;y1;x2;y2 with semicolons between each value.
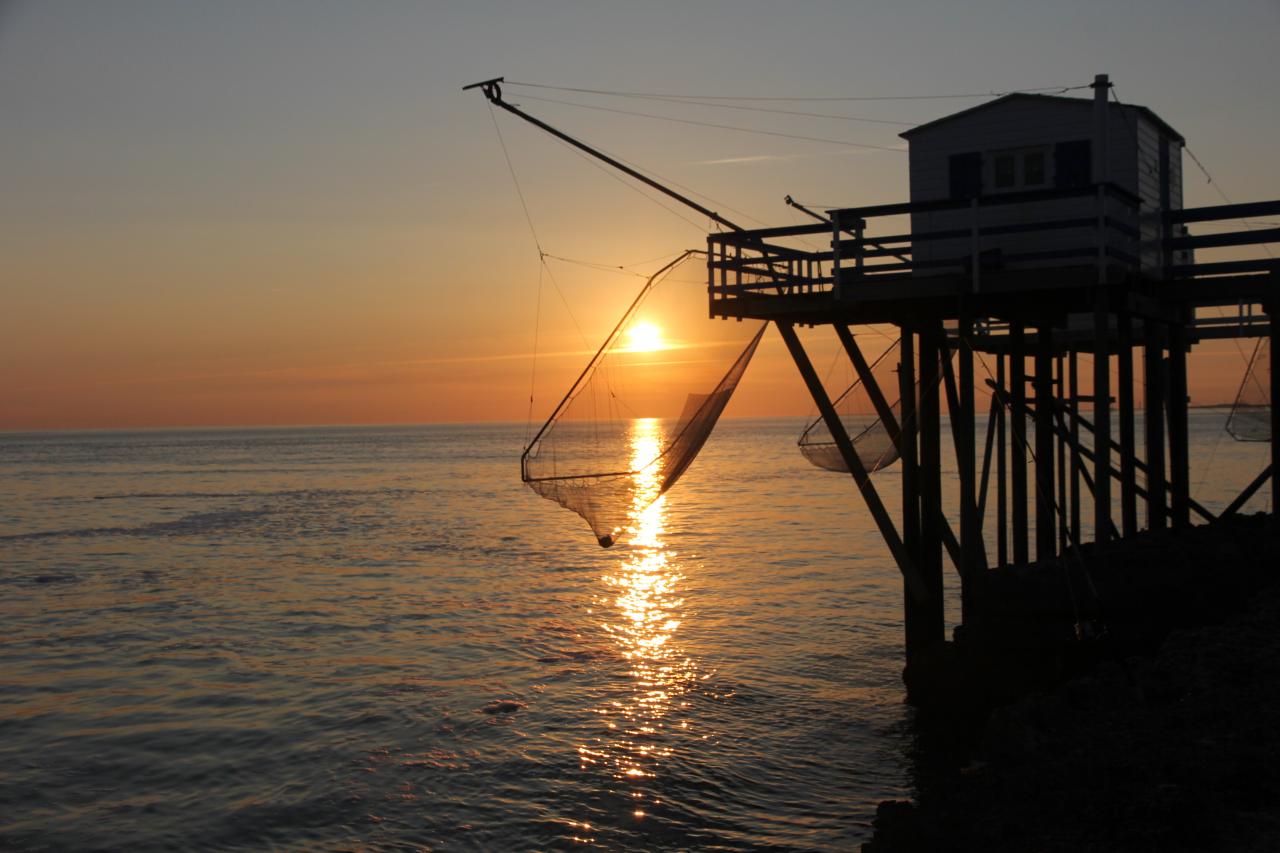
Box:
0;415;1269;850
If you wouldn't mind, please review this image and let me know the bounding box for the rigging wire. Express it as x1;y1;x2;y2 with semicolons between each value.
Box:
543;129;711;232
513;92;909;153
505;80;1092;102
517;88;919;127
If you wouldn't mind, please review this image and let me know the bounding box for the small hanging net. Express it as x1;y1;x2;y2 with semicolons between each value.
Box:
522;250;767;547
798;336;901;473
1227;337;1271;442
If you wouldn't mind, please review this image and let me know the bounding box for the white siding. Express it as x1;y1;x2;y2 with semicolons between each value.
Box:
904;97;1177;278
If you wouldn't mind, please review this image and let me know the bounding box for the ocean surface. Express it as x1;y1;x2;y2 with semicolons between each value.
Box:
0;415;1270;851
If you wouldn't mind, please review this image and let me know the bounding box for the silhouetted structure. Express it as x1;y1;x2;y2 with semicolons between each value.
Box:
707;75;1279;678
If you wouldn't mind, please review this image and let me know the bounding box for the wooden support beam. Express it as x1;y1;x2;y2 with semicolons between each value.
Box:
1271;296;1280;519
1167;321;1191;529
900;324;921;582
977;388;998;536
958;313;981;624
1010;322;1029;563
1056;355;1068;554
835;325;965;574
777;321;931;603
996;353;1008;568
1052;408;1122;542
1068;351;1082;544
937;329;989;574
1035;322;1057;561
988;379;1217;525
916;324;947;653
1219;464;1273;520
1117;311;1138;536
1144;323;1167;530
1093;289;1112;546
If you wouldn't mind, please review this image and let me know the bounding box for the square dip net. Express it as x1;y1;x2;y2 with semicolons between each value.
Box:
521;251;767;547
797;335;901;474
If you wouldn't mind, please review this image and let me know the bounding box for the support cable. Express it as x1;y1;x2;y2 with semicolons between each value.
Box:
513;92;909;153
504;80;1091;103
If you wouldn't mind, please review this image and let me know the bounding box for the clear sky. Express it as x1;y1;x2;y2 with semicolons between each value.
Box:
2;0;1277;430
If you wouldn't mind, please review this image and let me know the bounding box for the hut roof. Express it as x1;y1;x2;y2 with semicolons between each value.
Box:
899;93;1184;144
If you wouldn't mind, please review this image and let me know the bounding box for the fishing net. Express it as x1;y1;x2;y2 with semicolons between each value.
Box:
1227;337;1271;442
522;251;767;547
798;336;901;473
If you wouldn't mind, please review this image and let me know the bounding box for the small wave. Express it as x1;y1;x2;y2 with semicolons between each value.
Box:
0;508;270;542
91;487;425;501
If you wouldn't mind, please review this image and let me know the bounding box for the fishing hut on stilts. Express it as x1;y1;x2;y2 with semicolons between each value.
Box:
471;74;1280;701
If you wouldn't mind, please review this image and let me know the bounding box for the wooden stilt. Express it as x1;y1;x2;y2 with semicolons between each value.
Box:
1270;298;1279;519
1010;322;1029;563
777;321;929;603
1093;289;1112;546
1035;323;1056;561
1057;355;1068;554
1145;323;1167;530
836;325;965;573
958;313;980;624
1053;397;1216;524
916;323;946;652
1167;320;1191;529
1117;311;1138;536
997;353;1007;568
1068;351;1082;544
977;390;998;535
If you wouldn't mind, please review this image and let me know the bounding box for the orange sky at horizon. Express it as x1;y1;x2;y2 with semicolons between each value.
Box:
2;2;1276;432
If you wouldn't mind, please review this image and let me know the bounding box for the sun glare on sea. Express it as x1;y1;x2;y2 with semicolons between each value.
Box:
626;322;664;353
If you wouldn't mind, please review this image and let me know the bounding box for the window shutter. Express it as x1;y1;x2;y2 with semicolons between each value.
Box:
949;152;983;199
1054;140;1091;188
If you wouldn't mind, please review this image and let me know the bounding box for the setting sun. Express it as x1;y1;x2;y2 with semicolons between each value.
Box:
626;321;664;353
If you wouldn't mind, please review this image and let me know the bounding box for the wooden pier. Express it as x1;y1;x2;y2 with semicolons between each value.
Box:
708;182;1279;685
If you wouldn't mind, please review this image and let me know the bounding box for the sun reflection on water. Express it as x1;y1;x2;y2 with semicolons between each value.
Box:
578;417;700;822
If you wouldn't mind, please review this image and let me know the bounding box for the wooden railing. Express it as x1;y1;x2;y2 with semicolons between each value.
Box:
708;185;1280;308
1163;200;1280;279
709;184;1144;305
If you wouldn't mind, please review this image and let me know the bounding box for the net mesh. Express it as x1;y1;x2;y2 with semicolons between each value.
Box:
798;336;901;473
522;251;767;547
1227;337;1271;442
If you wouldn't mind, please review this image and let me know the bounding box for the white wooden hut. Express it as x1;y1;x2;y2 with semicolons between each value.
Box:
900;75;1185;280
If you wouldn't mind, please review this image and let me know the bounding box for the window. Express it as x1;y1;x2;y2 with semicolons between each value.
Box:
986;146;1050;192
949;152;983;199
1024;151;1046;186
994;154;1016;188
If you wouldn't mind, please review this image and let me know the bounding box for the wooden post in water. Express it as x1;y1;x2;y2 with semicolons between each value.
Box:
1145;324;1167;530
897;324;935;658
1117;310;1138;537
996;353;1008;567
1035;323;1057;560
1167;319;1191;529
1056;354;1068;554
1271;297;1280;519
916;324;946;652
958;312;980;624
1068;351;1082;544
1010;322;1029;563
1093;289;1112;546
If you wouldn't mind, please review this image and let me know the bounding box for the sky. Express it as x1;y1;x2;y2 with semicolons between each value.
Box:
2;0;1277;430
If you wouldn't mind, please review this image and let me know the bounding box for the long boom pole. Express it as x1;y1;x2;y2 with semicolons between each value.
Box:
465;77;743;232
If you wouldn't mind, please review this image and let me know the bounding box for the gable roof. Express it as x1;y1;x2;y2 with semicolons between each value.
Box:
899;93;1184;144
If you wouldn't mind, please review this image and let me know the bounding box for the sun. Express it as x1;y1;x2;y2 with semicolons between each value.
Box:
626;321;664;353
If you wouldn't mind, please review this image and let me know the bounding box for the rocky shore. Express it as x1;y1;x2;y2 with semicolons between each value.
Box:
866;515;1280;852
